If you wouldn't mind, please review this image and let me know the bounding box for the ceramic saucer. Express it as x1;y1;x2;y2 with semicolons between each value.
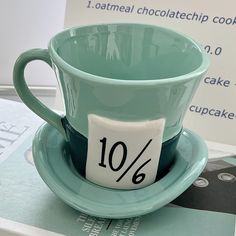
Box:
32;123;208;219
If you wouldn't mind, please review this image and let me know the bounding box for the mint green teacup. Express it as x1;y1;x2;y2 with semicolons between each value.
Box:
13;23;209;190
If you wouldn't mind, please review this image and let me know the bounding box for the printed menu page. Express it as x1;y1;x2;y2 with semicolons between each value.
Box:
0;98;43;164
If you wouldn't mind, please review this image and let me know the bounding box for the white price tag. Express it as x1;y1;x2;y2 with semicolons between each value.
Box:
86;114;165;189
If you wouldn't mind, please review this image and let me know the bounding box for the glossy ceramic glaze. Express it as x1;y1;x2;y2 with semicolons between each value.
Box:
32;123;208;219
14;23;209;142
14;23;209;190
50;24;209;142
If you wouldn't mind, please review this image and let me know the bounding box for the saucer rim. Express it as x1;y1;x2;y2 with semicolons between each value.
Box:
32;123;208;219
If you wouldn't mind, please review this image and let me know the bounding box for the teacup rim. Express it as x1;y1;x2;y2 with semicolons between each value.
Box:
48;22;210;86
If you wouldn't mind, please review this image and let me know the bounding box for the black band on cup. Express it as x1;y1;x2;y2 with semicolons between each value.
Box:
62;118;182;183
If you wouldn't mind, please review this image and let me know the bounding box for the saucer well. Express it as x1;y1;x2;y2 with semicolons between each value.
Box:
32;123;208;219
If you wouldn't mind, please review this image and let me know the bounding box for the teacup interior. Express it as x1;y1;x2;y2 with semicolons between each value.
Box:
53;24;203;80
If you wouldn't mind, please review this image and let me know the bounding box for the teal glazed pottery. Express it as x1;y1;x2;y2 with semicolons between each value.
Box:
14;23;209;189
32;123;208;219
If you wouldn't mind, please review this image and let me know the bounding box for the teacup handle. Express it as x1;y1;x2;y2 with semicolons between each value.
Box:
13;48;67;139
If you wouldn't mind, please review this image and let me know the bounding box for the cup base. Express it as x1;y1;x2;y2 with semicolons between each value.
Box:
62;118;182;186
